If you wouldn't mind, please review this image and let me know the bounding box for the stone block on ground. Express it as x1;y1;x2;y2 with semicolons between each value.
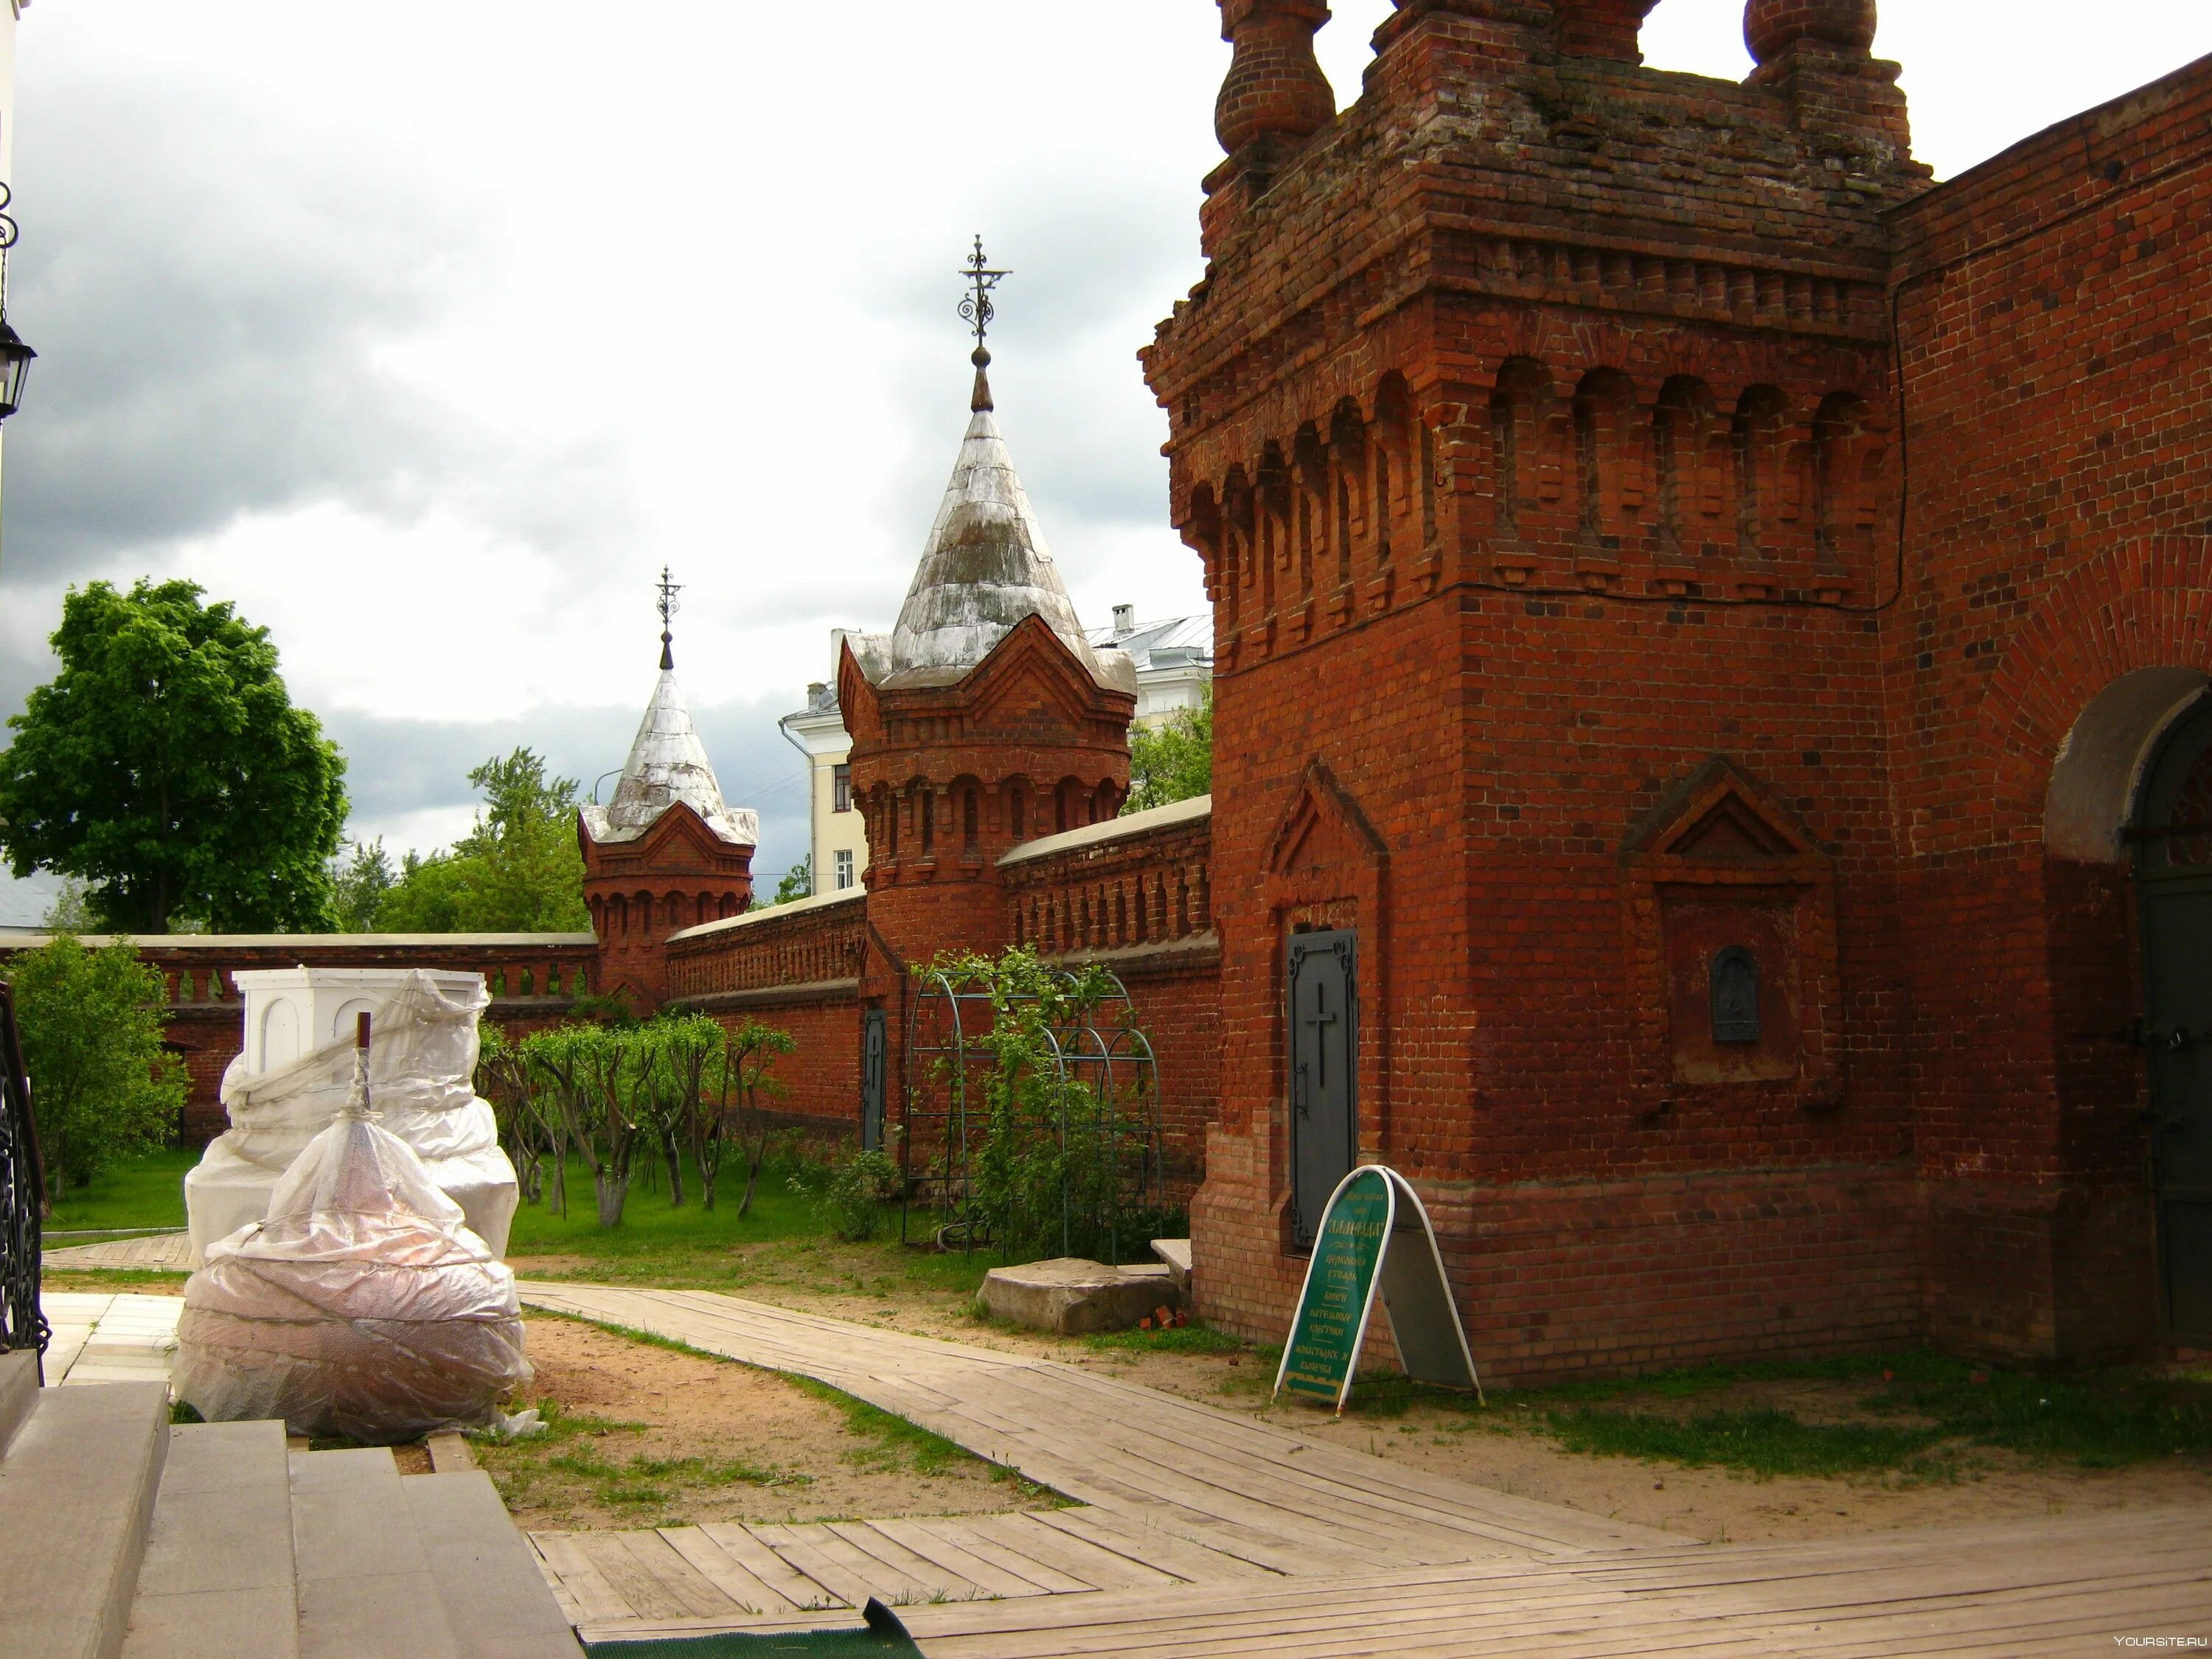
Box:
1150;1239;1192;1298
975;1257;1179;1335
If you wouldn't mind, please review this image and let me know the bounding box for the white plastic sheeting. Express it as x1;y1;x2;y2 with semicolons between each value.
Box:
172;1051;532;1442
185;972;518;1264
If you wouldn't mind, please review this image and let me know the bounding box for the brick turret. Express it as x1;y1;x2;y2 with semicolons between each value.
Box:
579;629;758;1012
1147;0;1935;1366
839;352;1135;975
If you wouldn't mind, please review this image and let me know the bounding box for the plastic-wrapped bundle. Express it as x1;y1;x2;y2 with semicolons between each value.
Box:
186;971;518;1264
173;1034;532;1442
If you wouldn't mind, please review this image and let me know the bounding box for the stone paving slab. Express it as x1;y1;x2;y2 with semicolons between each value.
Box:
39;1292;184;1388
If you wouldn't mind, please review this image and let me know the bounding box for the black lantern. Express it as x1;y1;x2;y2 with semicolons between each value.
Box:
0;318;34;421
0;181;29;422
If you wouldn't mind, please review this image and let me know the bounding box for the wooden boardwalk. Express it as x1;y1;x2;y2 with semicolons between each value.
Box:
597;1508;2212;1657
515;1283;2212;1654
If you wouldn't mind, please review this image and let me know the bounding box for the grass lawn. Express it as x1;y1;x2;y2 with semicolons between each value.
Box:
505;1154;1003;1311
42;1147;195;1233
1318;1348;2212;1478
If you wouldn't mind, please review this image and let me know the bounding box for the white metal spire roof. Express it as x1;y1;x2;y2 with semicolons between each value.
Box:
863;367;1132;695
580;666;759;848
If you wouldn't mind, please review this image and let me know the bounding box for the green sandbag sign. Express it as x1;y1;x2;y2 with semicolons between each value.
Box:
1273;1164;1483;1413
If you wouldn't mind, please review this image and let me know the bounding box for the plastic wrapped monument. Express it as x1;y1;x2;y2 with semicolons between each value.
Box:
185;969;518;1264
172;1011;533;1441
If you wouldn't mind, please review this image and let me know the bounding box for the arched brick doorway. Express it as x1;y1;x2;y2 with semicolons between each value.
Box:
2134;694;2212;1345
2039;666;2210;1359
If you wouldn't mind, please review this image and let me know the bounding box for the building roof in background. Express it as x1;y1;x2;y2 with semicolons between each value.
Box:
582;667;759;847
1088;612;1213;672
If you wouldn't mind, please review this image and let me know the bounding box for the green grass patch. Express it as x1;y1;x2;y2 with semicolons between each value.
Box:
42;1147;195;1233
1866;1366;2212;1468
1495;1352;2212;1477
1081;1322;1245;1355
785;1375;978;1478
1544;1405;1950;1480
470;1397;823;1522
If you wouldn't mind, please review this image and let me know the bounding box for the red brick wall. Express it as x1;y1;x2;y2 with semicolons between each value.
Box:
1884;58;2212;1358
1142;4;2211;1376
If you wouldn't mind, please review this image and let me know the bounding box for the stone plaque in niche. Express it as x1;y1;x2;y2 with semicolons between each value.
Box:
1711;945;1761;1043
1660;890;1801;1083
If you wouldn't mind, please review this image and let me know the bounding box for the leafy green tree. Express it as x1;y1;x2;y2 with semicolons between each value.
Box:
6;935;188;1192
771;856;812;907
1124;689;1212;814
377;748;591;933
0;580;349;932
330;838;397;932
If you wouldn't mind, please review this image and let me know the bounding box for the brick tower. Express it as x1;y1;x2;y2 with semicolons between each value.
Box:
841;273;1136;1096
1145;0;1932;1373
580;587;759;1012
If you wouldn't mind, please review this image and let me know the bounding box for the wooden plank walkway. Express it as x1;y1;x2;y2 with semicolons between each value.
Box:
518;1284;2212;1655
515;1281;1667;1613
590;1506;2212;1658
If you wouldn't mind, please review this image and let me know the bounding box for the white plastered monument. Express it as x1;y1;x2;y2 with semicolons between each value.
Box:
184;968;520;1265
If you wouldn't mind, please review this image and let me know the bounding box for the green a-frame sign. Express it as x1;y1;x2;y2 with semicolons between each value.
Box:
1273;1164;1483;1414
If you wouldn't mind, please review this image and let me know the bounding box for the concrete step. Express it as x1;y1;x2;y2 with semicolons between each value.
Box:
288;1447;465;1659
0;1379;172;1659
401;1472;583;1658
121;1422;299;1659
0;1345;40;1456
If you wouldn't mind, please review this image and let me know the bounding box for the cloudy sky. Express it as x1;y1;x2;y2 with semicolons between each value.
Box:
2;1;2208;925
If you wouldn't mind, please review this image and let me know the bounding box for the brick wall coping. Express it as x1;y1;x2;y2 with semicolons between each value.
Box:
0;932;596;952
1886;52;2212;273
998;793;1213;868
666;889;864;945
1040;931;1221;974
669;978;863;1015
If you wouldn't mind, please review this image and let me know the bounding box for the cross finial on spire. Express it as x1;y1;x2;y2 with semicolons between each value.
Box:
655;566;682;671
958;234;1009;413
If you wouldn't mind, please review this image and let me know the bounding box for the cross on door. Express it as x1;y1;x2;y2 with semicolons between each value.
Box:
1304;977;1339;1089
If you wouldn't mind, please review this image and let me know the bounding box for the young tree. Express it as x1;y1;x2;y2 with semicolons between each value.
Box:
521;1023;646;1227
723;1018;798;1217
6;936;188;1192
378;748;591;933
330;838;397;933
1124;690;1213;814
41;878;96;933
0;580;349;932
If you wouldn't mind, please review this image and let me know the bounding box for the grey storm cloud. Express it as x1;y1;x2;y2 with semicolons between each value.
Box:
0;55;633;582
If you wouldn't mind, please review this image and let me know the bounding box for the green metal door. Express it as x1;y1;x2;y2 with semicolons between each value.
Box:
2136;696;2212;1345
1287;930;1357;1251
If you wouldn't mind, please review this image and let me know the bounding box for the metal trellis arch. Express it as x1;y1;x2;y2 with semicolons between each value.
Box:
901;961;1165;1265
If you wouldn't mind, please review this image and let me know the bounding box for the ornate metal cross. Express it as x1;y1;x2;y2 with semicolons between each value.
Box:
655;566;682;669
1305;978;1339;1088
959;235;1009;352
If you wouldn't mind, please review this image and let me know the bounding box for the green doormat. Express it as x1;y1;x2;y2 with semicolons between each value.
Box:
582;1598;922;1658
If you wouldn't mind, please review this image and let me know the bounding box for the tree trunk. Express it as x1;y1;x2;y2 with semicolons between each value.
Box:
594;1168;629;1228
662;1130;684;1207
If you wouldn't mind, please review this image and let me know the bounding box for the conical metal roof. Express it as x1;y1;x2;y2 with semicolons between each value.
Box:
580;668;759;847
879;393;1123;690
